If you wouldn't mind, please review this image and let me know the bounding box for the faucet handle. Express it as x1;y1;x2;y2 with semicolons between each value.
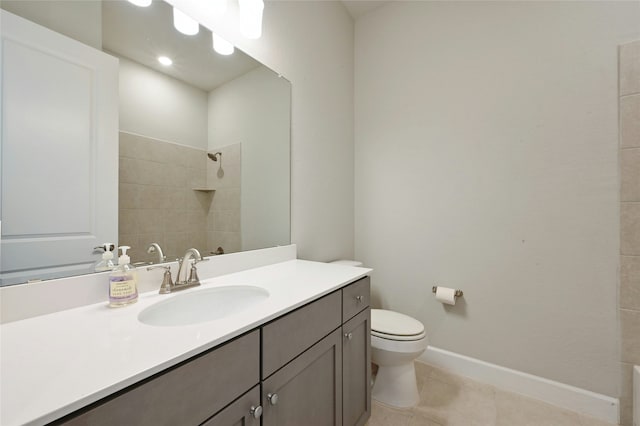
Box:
147;265;174;294
187;264;200;284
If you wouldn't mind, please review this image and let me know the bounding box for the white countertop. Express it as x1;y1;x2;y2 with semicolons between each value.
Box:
0;259;371;426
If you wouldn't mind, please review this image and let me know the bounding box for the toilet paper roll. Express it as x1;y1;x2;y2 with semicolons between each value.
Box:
435;287;457;305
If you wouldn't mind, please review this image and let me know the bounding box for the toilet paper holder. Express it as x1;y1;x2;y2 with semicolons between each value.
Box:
432;286;463;298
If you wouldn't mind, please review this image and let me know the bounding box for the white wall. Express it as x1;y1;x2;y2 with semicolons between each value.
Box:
208;66;290;251
118;56;208;149
355;1;640;397
168;0;355;261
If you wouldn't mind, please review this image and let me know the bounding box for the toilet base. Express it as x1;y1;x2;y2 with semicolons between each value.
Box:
372;362;420;407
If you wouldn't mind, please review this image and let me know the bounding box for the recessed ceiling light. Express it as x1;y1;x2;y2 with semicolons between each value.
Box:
127;0;152;7
158;56;173;66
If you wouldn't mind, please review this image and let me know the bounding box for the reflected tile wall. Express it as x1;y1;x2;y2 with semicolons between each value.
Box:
118;132;209;263
619;39;640;426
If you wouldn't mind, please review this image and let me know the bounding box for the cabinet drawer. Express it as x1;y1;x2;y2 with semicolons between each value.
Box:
59;330;260;426
342;277;370;321
262;290;341;379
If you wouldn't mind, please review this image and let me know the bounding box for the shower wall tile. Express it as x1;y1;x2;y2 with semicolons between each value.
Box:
620;95;640;148
119;209;138;236
118;132;213;263
620;41;640;96
621;148;640;201
621;256;640;310
619;41;639;426
619;362;634;426
621;202;640;255
620;308;640;364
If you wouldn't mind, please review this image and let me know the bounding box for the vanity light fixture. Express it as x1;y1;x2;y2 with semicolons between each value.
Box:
157;56;173;66
173;7;199;36
212;33;234;55
127;0;152;7
239;0;264;39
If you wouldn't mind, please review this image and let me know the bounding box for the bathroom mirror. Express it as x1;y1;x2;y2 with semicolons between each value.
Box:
0;0;291;286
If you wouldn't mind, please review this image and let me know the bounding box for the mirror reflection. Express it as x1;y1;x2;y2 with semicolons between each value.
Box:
0;0;291;286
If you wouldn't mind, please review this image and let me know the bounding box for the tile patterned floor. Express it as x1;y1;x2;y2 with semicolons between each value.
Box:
366;361;618;426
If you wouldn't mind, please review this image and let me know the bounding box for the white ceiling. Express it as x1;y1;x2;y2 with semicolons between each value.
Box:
102;1;260;92
341;1;390;19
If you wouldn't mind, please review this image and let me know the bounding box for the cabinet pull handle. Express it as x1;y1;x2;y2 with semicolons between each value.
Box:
267;393;279;406
344;332;353;340
250;405;263;419
355;295;363;302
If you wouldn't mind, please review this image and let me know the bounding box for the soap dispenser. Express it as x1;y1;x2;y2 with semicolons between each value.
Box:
95;243;116;272
109;246;138;307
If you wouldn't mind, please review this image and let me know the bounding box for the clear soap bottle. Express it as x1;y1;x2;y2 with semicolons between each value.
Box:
109;246;138;307
95;243;116;272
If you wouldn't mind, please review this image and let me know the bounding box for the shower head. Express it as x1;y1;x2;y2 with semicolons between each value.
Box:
207;152;222;162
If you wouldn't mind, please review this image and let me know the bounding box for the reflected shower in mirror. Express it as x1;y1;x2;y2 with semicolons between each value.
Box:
0;0;290;286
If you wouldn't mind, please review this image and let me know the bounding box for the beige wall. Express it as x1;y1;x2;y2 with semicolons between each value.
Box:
354;1;640;397
619;39;640;426
168;0;355;262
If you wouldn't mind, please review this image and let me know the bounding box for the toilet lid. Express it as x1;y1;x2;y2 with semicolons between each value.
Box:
371;309;425;337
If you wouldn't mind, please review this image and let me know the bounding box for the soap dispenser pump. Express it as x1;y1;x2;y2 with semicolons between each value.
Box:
95;243;116;272
109;246;138;307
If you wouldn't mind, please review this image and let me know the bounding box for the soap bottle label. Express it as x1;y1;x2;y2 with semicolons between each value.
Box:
109;275;138;306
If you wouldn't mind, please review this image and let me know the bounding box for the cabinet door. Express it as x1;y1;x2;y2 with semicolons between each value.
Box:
342;308;371;426
201;386;262;426
262;329;342;426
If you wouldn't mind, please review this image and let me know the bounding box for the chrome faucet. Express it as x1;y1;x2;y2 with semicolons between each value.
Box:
175;248;206;286
146;243;165;264
147;248;208;294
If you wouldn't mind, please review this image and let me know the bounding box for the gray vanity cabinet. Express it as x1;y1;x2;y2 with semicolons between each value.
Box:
261;276;371;426
51;277;371;426
55;331;260;426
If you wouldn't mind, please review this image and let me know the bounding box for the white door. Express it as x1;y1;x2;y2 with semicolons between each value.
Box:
1;10;118;285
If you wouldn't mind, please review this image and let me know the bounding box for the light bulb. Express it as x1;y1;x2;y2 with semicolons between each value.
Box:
239;0;264;39
127;0;152;6
212;33;234;55
173;7;199;36
158;56;173;66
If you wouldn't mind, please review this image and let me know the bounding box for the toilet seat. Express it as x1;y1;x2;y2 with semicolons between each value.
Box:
371;329;426;341
371;309;425;341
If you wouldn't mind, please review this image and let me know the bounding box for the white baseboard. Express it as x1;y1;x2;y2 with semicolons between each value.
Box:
419;346;619;425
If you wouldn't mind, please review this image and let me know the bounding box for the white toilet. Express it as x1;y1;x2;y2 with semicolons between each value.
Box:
371;309;428;407
330;260;428;408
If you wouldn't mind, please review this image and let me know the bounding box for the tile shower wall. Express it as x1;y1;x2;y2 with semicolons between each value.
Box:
619;40;640;426
207;143;242;254
119;132;209;263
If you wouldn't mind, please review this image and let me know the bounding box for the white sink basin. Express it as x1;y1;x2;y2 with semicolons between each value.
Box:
138;285;269;327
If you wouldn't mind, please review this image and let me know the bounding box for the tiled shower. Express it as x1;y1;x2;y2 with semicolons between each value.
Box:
619;39;640;426
118;132;241;264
